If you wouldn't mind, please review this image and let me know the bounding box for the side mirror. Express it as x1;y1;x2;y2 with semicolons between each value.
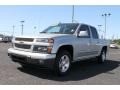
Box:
78;30;88;37
69;29;75;33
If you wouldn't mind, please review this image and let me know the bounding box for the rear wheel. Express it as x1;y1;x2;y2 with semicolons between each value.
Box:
98;49;106;63
54;50;71;76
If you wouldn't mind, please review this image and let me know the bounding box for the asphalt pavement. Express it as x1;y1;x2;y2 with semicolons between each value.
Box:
0;43;120;85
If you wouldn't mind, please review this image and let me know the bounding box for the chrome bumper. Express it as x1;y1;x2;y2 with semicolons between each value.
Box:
8;48;56;60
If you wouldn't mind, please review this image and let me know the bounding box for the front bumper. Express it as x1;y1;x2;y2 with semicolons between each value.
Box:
8;48;56;68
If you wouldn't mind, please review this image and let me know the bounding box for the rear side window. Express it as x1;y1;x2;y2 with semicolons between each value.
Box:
90;26;99;39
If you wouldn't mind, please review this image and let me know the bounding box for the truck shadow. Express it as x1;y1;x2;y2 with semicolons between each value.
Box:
18;59;120;81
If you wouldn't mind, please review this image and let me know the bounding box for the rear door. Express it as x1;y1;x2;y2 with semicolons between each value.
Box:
89;26;101;56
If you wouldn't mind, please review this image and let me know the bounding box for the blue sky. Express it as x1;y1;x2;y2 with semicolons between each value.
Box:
0;5;119;39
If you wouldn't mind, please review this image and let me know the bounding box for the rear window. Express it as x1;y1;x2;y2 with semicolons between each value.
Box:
90;26;99;39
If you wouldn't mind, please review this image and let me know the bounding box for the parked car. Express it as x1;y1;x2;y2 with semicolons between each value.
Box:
8;23;109;75
0;37;3;42
0;34;3;42
2;35;12;43
109;43;119;49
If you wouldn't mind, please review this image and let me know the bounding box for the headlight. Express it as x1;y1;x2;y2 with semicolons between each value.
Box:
33;45;52;54
36;38;54;43
35;38;54;53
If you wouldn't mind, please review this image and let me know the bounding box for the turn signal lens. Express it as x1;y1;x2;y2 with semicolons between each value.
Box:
48;38;54;43
47;46;52;54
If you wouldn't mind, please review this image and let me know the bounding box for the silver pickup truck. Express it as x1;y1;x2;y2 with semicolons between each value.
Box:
8;23;109;75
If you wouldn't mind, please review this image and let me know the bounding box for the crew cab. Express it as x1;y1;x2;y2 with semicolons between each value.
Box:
8;23;109;75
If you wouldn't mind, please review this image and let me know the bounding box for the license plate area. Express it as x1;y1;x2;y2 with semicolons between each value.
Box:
11;54;39;64
11;54;27;62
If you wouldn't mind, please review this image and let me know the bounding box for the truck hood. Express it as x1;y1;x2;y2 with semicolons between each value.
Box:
16;33;74;39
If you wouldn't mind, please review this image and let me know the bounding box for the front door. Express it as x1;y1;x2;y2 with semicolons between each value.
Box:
76;24;91;60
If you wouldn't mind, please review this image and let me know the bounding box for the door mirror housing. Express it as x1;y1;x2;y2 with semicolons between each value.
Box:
78;30;88;37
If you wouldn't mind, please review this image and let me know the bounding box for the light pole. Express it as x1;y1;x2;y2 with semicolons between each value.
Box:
102;13;111;39
34;26;37;34
34;26;37;30
20;20;25;35
98;25;102;39
72;5;74;23
12;25;15;37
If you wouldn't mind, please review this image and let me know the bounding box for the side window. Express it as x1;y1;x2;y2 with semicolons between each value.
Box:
78;25;90;38
90;26;99;39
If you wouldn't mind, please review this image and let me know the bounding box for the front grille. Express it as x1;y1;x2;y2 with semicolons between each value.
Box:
15;38;34;42
15;43;31;49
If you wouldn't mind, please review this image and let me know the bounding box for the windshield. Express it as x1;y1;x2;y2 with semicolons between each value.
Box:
41;23;79;34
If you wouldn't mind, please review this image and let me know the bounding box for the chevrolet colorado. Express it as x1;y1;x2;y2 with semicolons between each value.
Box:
8;23;109;75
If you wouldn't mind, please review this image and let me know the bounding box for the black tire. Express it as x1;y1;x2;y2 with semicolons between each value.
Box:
98;49;106;63
53;50;71;76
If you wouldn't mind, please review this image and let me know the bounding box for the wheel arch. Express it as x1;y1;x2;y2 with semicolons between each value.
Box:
101;46;108;53
56;45;74;61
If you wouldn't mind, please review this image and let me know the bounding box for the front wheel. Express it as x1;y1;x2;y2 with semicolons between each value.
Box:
98;49;106;63
53;50;71;76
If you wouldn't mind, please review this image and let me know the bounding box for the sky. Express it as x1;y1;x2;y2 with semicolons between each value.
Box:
0;5;119;39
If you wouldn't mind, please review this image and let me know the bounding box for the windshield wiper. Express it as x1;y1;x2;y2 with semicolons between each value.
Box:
40;32;46;33
50;32;61;34
40;32;61;34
